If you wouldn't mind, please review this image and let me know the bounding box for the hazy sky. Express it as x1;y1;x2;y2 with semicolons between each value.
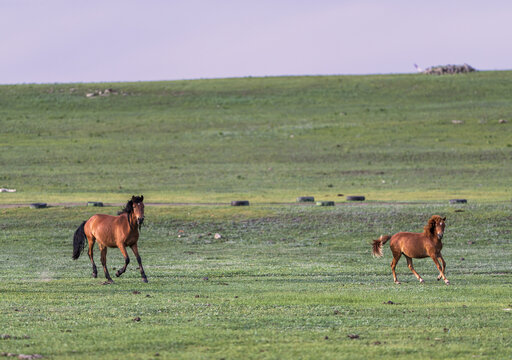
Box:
2;0;511;84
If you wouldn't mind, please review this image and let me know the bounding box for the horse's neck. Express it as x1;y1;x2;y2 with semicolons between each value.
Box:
123;212;137;230
425;231;443;248
424;230;439;243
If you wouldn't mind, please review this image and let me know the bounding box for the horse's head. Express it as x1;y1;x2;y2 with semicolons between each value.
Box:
426;215;446;240
131;195;145;228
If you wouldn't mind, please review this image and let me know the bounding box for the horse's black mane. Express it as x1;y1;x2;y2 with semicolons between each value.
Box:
118;195;144;215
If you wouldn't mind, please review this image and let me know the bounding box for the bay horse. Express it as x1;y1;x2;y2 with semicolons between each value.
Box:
72;195;147;284
372;215;449;285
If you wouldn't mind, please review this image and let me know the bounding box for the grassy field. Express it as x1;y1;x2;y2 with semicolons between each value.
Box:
1;72;511;203
1;73;511;359
0;203;511;359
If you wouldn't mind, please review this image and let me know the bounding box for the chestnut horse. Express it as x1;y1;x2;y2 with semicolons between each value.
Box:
72;195;147;284
372;215;449;285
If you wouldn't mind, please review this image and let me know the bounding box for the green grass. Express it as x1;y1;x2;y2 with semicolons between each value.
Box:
1;203;511;359
1;72;511;203
1;73;511;359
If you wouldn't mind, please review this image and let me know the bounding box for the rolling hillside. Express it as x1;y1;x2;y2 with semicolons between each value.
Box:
1;72;511;203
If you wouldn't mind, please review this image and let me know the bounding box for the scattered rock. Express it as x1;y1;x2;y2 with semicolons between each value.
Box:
297;196;315;203
87;201;103;207
316;201;335;206
18;355;43;360
346;196;365;201
460;257;465;261
214;233;222;240
498;119;507;124
0;188;16;193
203;277;209;281
324;336;329;340
450;199;467;204
451;120;463;125
30;203;47;209
383;300;396;305
347;334;360;339
0;334;11;339
373;341;381;345
133;317;141;322
467;241;475;245
132;291;141;295
85;88;120;98
231;200;249;206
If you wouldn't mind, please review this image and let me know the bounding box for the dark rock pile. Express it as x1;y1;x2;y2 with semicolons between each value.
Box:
423;64;476;75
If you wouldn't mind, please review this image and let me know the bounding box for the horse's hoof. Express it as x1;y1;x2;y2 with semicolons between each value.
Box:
115;272;121;277
142;278;148;283
444;280;450;285
92;273;97;278
419;278;425;283
394;281;401;285
102;280;114;285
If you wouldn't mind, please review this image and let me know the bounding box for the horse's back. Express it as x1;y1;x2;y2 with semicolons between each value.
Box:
390;232;431;258
85;214;123;246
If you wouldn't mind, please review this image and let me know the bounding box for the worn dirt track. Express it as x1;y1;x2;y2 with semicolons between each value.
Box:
0;201;429;209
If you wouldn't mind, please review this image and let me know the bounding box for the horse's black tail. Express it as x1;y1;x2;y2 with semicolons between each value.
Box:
372;235;391;258
72;221;87;260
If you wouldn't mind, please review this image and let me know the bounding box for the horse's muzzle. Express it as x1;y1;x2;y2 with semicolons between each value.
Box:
437;233;444;240
137;217;144;226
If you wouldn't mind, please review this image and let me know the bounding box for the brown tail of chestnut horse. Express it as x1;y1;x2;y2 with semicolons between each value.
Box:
72;221;87;260
372;235;391;257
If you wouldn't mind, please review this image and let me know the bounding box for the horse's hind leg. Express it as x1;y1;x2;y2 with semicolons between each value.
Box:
99;245;113;284
390;251;402;284
87;236;97;278
115;244;130;278
131;243;148;283
405;255;424;283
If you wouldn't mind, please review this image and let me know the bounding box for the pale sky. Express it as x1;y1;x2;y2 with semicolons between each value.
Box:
1;0;511;84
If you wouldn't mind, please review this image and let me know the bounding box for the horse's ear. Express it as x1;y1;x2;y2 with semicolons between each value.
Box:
140;195;144;202
443;216;446;221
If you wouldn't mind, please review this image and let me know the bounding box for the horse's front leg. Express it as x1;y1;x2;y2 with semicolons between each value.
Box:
431;255;449;285
436;254;447;281
131;243;148;283
115;244;130;278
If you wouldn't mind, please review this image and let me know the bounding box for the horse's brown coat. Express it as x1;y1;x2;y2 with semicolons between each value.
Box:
372;215;449;285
